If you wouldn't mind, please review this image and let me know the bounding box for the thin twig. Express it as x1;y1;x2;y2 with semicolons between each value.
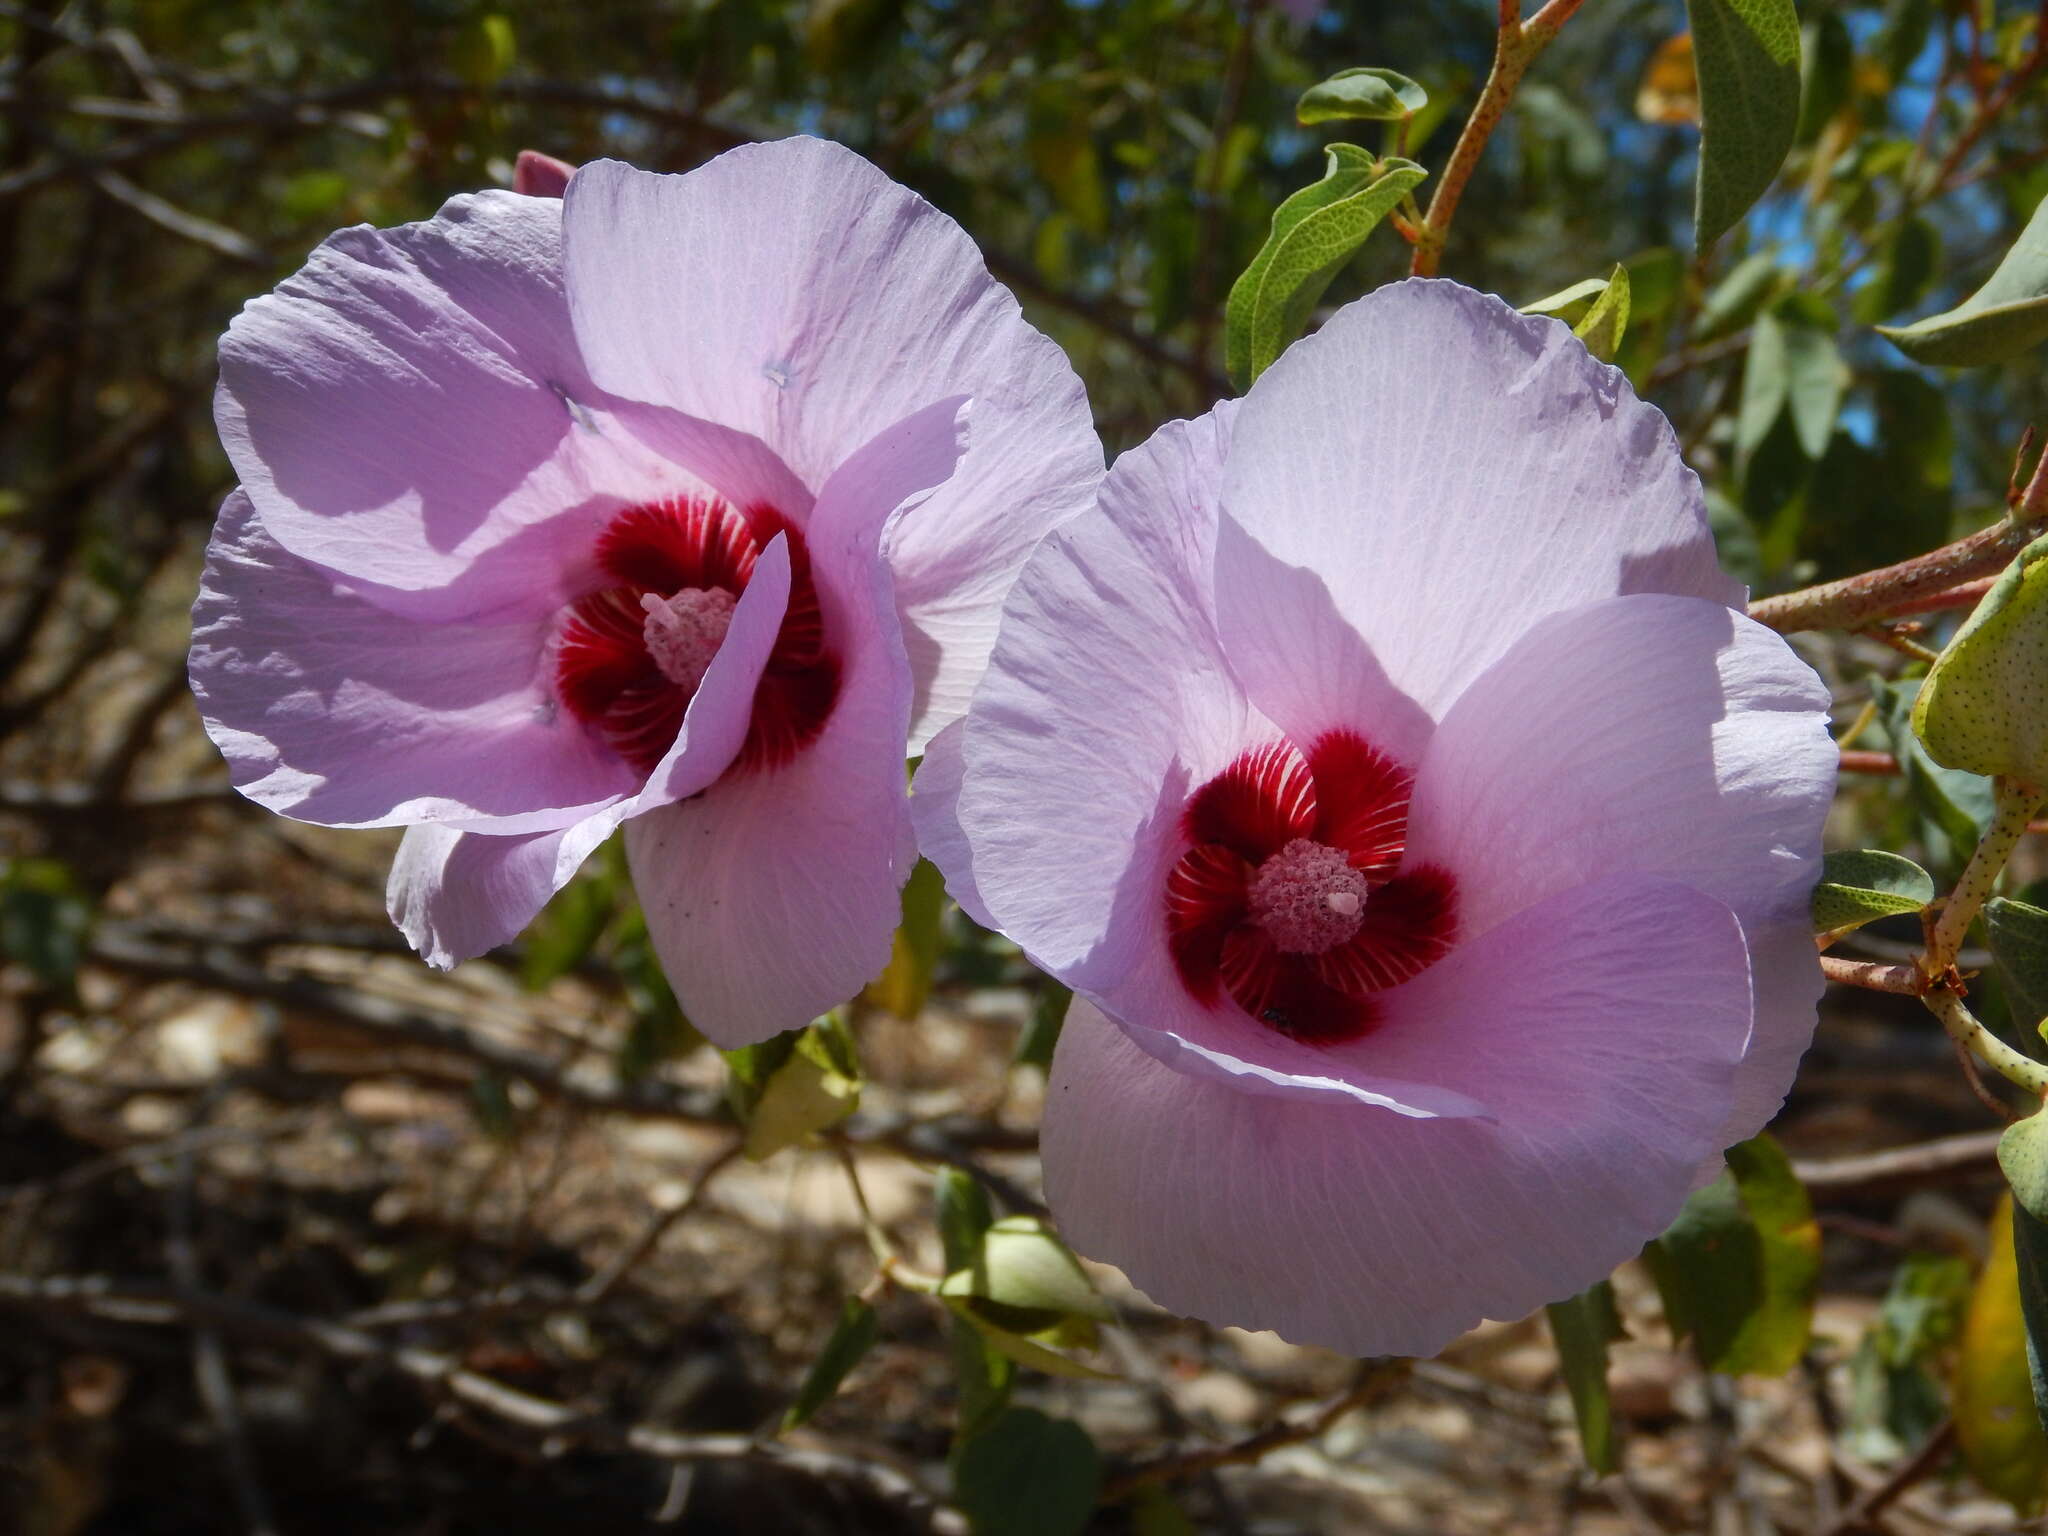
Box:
1793;1130;2003;1191
1101;1360;1407;1499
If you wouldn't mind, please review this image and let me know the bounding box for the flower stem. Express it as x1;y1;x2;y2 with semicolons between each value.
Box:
1926;986;2048;1097
1926;777;2043;977
1410;0;1584;276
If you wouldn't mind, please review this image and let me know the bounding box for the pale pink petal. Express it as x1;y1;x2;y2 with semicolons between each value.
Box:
218;190;783;622
1218;280;1740;719
190;491;631;831
1404;592;1835;1144
387;538;795;966
628;399;969;1046
562;144;1101;749
1043;873;1752;1358
919;406;1469;1110
937;407;1245;973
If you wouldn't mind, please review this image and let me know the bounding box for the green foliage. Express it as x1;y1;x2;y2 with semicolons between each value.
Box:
1224;146;1426;390
952;1408;1101;1536
1874;679;1998;866
939;1216;1113;1324
1739;297;1844;463
1811;849;1935;933
1546;1280;1625;1474
1570;263;1631;362
1989;897;2048;1040
783;1297;881;1430
722;1015;862;1161
1686;0;1803;246
1297;67;1428;125
1914;534;2048;787
866;857;948;1021
1881;195;2048;366
1015;980;1071;1074
1846;1251;1974;1461
0;860;93;994
1649;1134;1818;1375
1958;1197;2048;1511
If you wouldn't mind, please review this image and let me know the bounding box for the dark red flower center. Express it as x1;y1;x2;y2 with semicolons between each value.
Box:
1164;730;1456;1044
553;495;839;777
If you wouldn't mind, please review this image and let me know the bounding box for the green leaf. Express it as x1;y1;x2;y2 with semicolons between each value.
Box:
728;1019;861;1161
1957;1196;2048;1513
1913;533;2048;787
1875;677;1998;859
1521;276;1611;325
2002;1108;2048;1226
1693;251;1784;341
452;13;516;88
1811;849;1935;933
2010;1194;2048;1435
948;1312;1015;1441
952;1408;1101;1536
521;872;613;990
1297;67;1428;125
1648;1133;1818;1375
783;1298;880;1430
1015;980;1071;1074
936;1166;996;1273
866;858;947;1021
2006;1111;2048;1437
1737;308;1790;462
1880;195;2048;366
0;860;93;992
1781;318;1843;460
939;1216;1112;1322
1571;264;1631;364
1224;148;1427;390
1989;898;2048;1040
1546;1280;1625;1474
949;1302;1115;1380
1687;0;1802;247
1855;217;1941;324
1795;11;1853;144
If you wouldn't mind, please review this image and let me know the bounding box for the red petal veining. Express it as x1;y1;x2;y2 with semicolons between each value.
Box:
555;494;840;777
1164;842;1253;1002
1164;729;1456;1043
1311;866;1458;996
1218;926;1380;1043
1183;740;1316;862
1307;728;1413;880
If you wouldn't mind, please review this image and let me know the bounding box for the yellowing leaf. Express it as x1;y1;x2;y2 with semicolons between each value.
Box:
1957;1195;2048;1514
1638;32;1701;124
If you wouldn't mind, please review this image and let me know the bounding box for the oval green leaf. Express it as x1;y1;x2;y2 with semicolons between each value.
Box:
1912;532;2048;788
1687;0;1802;247
1811;849;1936;933
1225;149;1426;390
1297;67;1428;125
1546;1279;1625;1474
952;1408;1102;1536
782;1297;880;1430
1880;195;2048;367
1989;897;2048;1043
938;1215;1112;1322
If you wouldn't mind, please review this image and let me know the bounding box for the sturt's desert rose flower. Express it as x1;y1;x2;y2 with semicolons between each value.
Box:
189;137;1100;1046
915;280;1836;1356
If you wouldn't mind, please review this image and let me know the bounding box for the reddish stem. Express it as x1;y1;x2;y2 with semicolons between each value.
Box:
1838;749;1901;776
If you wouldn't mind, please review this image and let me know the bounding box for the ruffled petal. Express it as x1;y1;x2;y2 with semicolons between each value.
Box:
386;538;795;966
190;491;631;832
1042;873;1753;1358
1218;279;1740;720
219;190;799;623
627;399;969;1046
561;143;1102;749
1403;592;1833;1136
936;407;1246;976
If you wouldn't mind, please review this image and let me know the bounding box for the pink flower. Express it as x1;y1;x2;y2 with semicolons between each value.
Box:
915;280;1836;1356
190;138;1101;1046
